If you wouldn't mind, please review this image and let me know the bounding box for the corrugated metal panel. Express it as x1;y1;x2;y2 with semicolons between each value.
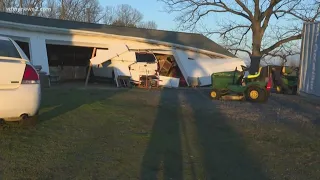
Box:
299;22;320;97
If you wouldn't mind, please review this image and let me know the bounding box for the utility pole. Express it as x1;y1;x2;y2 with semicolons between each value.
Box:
20;0;22;8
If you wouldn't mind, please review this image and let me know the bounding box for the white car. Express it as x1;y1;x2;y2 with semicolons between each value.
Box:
0;36;41;122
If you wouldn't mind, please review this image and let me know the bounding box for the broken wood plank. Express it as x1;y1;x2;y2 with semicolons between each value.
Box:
85;47;97;87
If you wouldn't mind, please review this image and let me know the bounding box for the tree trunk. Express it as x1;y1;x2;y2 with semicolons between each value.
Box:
251;23;262;57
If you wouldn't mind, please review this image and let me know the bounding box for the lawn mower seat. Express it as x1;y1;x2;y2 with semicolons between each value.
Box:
247;56;262;79
247;67;263;79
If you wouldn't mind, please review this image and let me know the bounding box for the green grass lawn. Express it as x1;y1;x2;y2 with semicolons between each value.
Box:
0;88;319;180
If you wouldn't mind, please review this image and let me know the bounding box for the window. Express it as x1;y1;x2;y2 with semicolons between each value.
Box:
15;41;30;59
0;40;21;58
135;53;156;63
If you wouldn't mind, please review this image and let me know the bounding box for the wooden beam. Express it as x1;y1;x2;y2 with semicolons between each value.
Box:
85;47;96;87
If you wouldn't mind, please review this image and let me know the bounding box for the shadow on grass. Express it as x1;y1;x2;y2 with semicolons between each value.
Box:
140;88;268;179
39;88;128;123
140;89;183;180
270;95;320;125
183;89;269;180
250;94;320;137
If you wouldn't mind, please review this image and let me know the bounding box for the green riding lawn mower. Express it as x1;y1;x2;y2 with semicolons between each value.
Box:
210;56;272;102
268;65;299;95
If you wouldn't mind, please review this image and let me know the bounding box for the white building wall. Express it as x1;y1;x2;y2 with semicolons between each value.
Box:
0;26;170;75
0;22;239;87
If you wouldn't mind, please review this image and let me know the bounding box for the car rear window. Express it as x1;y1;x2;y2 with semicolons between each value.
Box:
0;39;21;58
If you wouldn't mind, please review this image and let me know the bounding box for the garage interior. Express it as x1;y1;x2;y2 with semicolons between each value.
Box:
46;44;94;83
155;53;188;87
14;41;189;87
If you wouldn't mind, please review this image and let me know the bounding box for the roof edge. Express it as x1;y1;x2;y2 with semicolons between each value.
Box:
197;34;236;58
0;20;234;59
0;12;203;36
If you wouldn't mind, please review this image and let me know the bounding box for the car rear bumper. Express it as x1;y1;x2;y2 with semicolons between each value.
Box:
0;84;41;120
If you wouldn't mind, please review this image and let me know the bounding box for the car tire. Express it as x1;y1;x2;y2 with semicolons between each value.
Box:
18;114;38;127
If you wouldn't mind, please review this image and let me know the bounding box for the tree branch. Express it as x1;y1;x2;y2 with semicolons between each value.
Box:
160;0;252;24
219;25;251;38
159;0;318;59
238;25;251;45
235;0;254;20
228;48;252;56
262;34;301;55
214;0;251;21
261;0;282;35
273;0;319;22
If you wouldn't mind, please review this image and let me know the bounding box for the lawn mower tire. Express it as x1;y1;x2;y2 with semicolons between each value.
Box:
210;89;221;100
245;86;268;103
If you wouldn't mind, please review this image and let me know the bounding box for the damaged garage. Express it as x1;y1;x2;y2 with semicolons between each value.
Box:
0;12;245;88
46;44;94;83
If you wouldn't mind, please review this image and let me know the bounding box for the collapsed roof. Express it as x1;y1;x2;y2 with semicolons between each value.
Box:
0;12;236;57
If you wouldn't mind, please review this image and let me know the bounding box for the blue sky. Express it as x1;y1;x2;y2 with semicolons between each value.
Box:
98;0;253;59
98;0;226;45
98;0;301;62
99;0;179;31
98;0;248;59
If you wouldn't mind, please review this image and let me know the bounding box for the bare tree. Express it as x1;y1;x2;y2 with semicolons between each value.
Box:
138;21;158;29
0;1;156;27
0;0;19;12
1;0;44;16
56;0;103;23
81;0;104;23
0;0;104;23
160;0;320;62
42;0;58;18
23;0;44;16
104;4;158;29
104;4;143;27
103;5;115;25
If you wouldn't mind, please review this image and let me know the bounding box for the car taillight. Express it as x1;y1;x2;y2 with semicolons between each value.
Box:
22;64;40;84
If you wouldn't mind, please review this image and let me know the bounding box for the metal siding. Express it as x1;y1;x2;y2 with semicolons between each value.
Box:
315;23;320;95
300;24;308;93
307;24;314;93
299;22;320;97
306;24;315;94
299;23;307;93
298;25;305;92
